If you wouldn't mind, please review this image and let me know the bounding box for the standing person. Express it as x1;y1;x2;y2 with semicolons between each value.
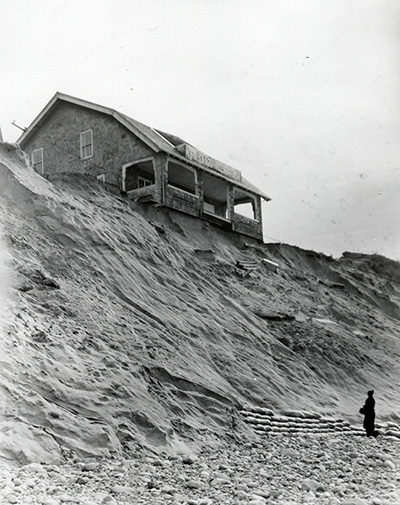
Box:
361;390;376;437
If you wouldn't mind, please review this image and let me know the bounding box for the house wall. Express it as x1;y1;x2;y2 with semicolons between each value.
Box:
20;101;154;188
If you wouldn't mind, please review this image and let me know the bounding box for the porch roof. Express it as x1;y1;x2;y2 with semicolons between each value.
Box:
17;92;271;201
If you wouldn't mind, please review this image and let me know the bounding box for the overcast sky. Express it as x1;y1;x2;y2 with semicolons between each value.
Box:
1;0;399;260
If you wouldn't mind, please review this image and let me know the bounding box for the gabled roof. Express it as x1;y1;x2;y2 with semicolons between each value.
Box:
17;92;271;200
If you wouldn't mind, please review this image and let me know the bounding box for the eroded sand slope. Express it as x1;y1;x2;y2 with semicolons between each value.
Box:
0;142;399;464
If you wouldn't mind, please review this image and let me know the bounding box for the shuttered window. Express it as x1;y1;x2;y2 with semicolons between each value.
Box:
80;129;93;159
32;148;43;173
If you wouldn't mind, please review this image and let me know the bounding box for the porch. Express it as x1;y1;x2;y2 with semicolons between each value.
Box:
122;155;264;241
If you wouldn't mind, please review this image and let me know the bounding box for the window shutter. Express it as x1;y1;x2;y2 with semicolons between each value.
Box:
32;148;43;172
80;130;93;159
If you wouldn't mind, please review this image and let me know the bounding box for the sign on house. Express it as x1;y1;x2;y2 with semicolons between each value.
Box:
177;144;242;183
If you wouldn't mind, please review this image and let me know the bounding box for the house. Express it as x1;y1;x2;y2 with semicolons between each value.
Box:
17;92;271;241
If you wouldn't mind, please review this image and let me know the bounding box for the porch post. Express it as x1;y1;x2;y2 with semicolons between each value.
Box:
227;184;235;221
254;196;262;224
197;170;204;216
154;153;168;205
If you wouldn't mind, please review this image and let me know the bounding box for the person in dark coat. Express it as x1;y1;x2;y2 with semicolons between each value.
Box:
362;390;376;437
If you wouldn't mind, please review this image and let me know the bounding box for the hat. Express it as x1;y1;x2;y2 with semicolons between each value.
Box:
368;390;374;396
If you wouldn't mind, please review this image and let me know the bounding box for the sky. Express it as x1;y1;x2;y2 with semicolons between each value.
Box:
1;0;399;260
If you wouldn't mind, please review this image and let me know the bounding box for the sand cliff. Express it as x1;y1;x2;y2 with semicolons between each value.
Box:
0;141;399;464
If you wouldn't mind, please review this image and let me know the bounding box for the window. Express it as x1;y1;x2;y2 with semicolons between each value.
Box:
80;129;93;159
32;148;43;173
137;176;153;188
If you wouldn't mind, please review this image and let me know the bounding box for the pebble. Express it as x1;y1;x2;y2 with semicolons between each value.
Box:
211;477;230;485
236;490;249;499
110;484;134;493
383;460;396;470
182;455;198;465
186;479;203;489
0;435;398;505
43;499;60;505
81;462;99;472
59;494;82;503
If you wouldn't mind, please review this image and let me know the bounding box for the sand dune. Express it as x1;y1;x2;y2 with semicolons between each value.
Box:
0;141;399;464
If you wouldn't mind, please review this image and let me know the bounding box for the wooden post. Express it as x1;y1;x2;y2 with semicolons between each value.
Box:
254;196;262;224
154;153;168;205
227;184;235;221
197;170;204;216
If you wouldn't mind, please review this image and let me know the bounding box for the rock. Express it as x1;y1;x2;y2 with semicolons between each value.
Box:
110;484;134;493
6;495;18;504
236;490;249;500
186;480;203;489
101;497;118;505
211;477;230;486
43;277;61;288
341;499;368;505
161;484;176;494
58;495;81;503
18;283;34;292
301;478;326;492
20;462;47;474
247;481;259;488
76;476;89;484
42;499;60;505
182;455;198;465
56;475;68;485
214;471;231;480
81;462;99;472
253;490;270;498
383;460;396;470
282;448;298;457
249;495;267;503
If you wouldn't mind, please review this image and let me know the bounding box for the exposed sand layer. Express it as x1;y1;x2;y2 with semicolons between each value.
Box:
0;141;400;464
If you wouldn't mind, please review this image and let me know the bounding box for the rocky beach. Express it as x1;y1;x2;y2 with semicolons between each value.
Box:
1;433;400;505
